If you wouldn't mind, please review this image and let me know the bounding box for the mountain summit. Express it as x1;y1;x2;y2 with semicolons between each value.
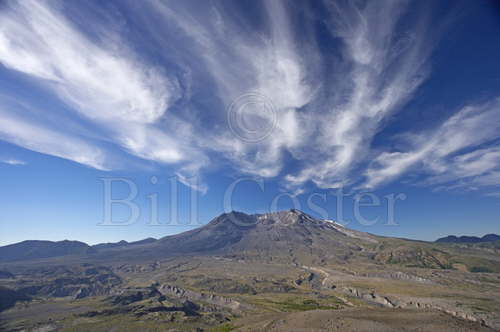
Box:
1;210;497;272
126;209;380;265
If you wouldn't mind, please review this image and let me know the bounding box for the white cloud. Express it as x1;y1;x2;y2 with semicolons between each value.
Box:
484;192;500;199
0;1;177;124
0;0;498;197
0;0;206;188
363;98;500;189
0;107;107;170
283;0;435;190
150;0;316;178
1;159;27;166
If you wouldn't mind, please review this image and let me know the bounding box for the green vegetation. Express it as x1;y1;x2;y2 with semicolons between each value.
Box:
470;266;493;273
210;323;236;332
375;242;454;269
450;255;500;273
271;298;341;312
238;293;344;313
191;277;257;295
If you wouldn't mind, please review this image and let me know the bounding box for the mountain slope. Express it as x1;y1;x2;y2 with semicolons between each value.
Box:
0;240;94;262
1;211;498;272
2;210;379;264
436;234;500;243
98;210;380;265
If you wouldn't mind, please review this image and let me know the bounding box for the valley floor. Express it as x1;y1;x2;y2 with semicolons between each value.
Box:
0;300;494;332
0;254;498;331
1;211;499;331
234;307;493;332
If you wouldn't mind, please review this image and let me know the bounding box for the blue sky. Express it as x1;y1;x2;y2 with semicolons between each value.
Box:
0;0;499;246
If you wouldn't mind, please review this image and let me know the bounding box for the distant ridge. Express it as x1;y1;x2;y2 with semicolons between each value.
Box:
0;240;94;262
435;233;500;243
0;237;158;262
92;237;157;250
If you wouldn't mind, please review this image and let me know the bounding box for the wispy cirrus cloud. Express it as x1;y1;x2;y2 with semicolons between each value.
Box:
362;98;500;190
148;0;317;178
285;0;436;190
0;0;207;190
0;0;176;124
0;0;499;197
0;105;107;170
484;191;500;199
1;159;26;166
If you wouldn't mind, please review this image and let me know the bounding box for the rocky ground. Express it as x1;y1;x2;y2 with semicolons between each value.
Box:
0;210;499;331
234;307;493;332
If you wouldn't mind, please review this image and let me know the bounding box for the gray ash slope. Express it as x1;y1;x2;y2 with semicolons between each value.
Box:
98;210;379;264
0;210;381;264
6;210;496;269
